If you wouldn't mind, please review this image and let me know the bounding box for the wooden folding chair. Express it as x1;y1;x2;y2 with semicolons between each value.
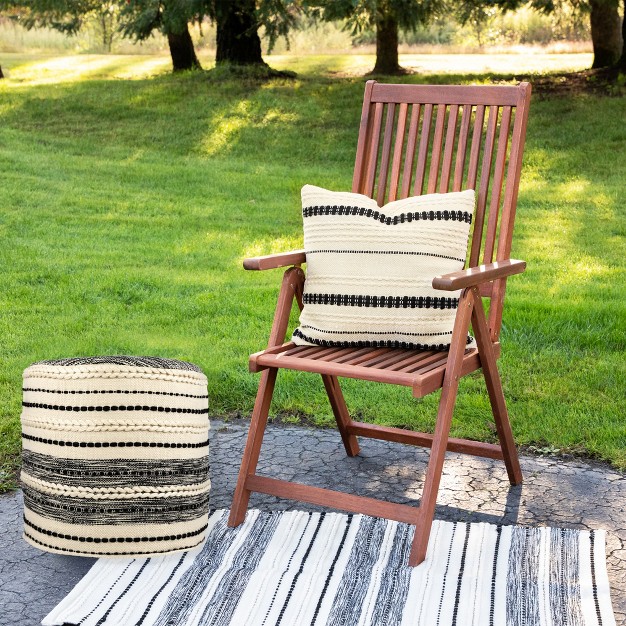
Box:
229;81;532;566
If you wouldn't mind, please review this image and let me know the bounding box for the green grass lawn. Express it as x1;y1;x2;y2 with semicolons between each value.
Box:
1;53;624;490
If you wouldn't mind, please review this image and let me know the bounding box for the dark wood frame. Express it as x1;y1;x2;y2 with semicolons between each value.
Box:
229;81;532;566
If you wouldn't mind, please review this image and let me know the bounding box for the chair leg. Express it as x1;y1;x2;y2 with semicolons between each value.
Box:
321;375;360;457
409;288;474;566
483;366;523;485
409;367;463;565
228;368;278;527
470;288;523;486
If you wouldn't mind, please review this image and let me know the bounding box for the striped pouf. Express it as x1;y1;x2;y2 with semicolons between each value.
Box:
20;356;210;557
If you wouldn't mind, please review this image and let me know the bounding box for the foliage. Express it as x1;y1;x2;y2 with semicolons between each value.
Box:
118;0;206;42
1;0;102;34
256;0;300;52
0;1;301;62
347;6;590;47
459;0;623;67
309;0;441;36
0;0;120;51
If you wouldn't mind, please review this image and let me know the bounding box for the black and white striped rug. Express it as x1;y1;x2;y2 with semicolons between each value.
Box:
43;509;616;626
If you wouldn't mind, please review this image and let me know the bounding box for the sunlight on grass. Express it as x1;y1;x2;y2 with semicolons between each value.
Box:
554;257;616;287
200;102;299;157
200;100;254;157
558;178;591;199
111;56;172;79
0;51;595;87
590;191;619;219
1;53;171;85
243;236;304;260
268;52;593;76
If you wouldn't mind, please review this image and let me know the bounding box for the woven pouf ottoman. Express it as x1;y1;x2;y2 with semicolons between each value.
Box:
20;356;210;557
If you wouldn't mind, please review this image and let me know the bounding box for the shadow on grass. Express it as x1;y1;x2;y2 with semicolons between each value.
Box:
2;67;591;164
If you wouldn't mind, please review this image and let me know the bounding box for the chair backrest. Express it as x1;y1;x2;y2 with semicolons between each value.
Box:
352;81;531;341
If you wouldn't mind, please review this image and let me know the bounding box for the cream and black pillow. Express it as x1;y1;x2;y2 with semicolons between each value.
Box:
293;185;476;351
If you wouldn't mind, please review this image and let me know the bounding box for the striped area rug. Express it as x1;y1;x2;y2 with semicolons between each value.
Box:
43;509;616;626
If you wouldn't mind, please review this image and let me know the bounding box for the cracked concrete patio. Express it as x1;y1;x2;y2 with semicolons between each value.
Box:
1;418;624;625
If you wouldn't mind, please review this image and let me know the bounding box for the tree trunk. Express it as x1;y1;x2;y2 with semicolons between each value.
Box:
617;0;626;70
215;0;265;65
590;0;622;68
167;26;202;71
0;66;4;79
372;13;402;74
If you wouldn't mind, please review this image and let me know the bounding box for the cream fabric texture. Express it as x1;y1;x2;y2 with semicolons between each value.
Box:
293;185;476;351
21;357;210;557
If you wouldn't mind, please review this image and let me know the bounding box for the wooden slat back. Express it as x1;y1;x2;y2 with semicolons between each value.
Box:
352;81;531;340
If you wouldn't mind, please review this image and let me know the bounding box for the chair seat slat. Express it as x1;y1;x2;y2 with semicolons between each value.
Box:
332;347;373;364
283;346;322;358
311;347;356;362
355;348;397;368
392;351;439;372
366;350;417;369
252;345;494;398
404;352;449;374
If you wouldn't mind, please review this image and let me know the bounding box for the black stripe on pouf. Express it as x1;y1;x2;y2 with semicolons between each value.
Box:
32;356;204;372
23;487;209;525
23;532;206;555
22;433;209;449
22;451;209;487
22;402;209;414
23;387;209;399
24;516;208;543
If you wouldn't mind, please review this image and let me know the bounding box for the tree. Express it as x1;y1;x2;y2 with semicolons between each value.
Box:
0;65;4;78
119;0;204;71
209;0;297;69
619;0;626;69
0;0;116;45
0;0;204;71
214;0;264;65
1;0;299;73
588;0;622;67
507;0;623;69
314;0;439;75
125;0;298;71
461;0;624;71
1;0;120;52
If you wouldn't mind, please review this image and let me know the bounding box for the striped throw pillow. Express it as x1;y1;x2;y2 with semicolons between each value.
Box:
292;185;476;351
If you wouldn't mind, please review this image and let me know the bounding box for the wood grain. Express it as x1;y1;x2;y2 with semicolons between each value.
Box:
246;475;421;525
243;250;306;271
432;259;526;291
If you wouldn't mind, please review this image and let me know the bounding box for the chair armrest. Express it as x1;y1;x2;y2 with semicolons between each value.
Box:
432;259;526;291
243;250;306;271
